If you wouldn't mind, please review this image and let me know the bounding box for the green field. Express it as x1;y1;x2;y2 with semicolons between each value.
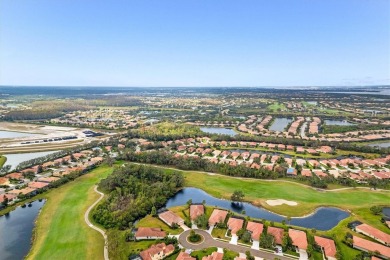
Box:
26;164;114;260
267;102;286;112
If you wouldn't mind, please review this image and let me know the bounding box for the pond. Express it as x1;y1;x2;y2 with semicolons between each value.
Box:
269;118;292;132
324;120;355;126
367;142;390;148
200;127;236;136
306;101;317;106
165;188;350;231
0;200;46;260
383;207;390;218
4;151;60;170
0;130;40;139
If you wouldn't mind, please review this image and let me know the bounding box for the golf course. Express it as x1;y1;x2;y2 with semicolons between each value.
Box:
26;164;115;260
14;162;389;260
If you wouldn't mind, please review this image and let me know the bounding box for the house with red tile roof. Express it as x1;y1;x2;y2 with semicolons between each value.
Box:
190;204;204;221
246;221;263;241
355;223;390;246
37;176;60;183
0;177;9;185
0;193;17;204
5;172;24;180
267;226;284;245
353;236;390;259
208;209;228;226
289;229;308;251
8;187;36;196
301;169;312;177
135;227;166;240
28;181;49;189
314;236;337;260
202;252;223;260
227;217;244;235
140;243;175;260
176;251;196;260
158;211;184;227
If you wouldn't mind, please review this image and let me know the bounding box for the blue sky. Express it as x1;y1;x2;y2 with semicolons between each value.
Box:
1;0;389;87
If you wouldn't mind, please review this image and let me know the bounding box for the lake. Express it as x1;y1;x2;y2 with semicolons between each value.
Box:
269;118;292;132
324;120;355;126
200;127;236;136
4;151;60;170
0;130;40;139
368;142;390;148
165;188;349;230
0;200;46;260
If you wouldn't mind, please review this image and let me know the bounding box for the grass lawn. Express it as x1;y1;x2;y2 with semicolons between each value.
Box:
26;164;115;260
211;228;228;239
191;247;218;260
268;102;286;112
0;155;6;167
135;213;183;235
182;170;390;217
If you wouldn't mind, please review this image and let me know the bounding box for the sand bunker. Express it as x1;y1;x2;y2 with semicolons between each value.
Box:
266;199;298;206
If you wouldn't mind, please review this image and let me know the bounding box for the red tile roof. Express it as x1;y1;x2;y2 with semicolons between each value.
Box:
356;223;390;245
28;181;49;189
190;204;204;220
209;209;228;225
176;251;196;260
315;236;337;258
158;211;184;226
246;221;263;240
227;217;244;235
140;243;175;260
202;252;223;260
267;226;284;245
289;229;308;250
353;236;390;259
135;227;166;239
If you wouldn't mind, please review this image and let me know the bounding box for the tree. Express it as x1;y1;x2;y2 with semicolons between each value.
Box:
151;206;157;217
245;251;254;260
231;190;245;203
370;206;382;216
186;199;192;207
194;214;208;229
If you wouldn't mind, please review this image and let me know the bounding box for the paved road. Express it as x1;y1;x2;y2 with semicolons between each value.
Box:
84;186;109;260
178;230;295;260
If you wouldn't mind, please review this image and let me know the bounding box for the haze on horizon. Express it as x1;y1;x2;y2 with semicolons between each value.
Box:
0;0;389;87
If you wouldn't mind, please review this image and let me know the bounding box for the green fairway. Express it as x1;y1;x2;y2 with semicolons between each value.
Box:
182;170;390;217
267;102;286;112
27;164;114;260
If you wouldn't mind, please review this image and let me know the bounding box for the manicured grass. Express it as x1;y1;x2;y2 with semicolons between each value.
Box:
191;247;218;260
135;213;183;235
0;155;6;167
211;228;228;239
26;164;115;260
182;170;390;217
268;102;286;112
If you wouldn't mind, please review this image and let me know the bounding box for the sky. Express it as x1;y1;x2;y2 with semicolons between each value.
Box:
0;0;389;87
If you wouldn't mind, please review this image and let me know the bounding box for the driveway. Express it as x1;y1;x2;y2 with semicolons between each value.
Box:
251;240;259;250
230;234;238;245
178;230;295;260
298;249;308;260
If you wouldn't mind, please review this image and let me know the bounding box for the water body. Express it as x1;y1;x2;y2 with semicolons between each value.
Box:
0;131;40;139
0;200;46;260
4;151;59;170
368;142;390;148
324;120;355;126
200;127;236;136
165;188;349;231
269;118;292;132
383;207;390;218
